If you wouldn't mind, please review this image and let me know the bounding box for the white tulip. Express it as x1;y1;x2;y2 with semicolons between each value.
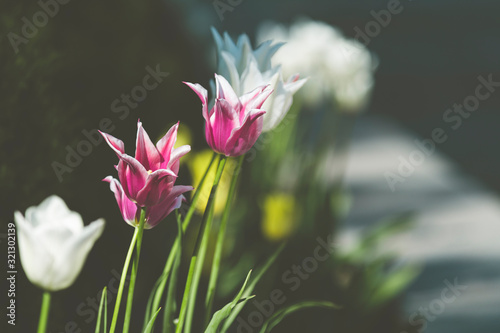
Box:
257;19;378;112
211;27;307;132
14;195;105;291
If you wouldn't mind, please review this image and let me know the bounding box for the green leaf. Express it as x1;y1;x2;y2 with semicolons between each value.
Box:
143;270;169;330
205;270;253;333
259;301;340;333
205;296;254;333
217;253;255;298
144;307;162;333
341;213;414;263
95;286;107;333
222;244;284;332
368;264;421;307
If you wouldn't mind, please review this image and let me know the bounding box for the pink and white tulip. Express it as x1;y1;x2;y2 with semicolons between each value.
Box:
100;120;192;211
185;74;272;157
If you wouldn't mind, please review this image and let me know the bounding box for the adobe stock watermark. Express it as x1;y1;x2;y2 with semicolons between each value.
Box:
51;64;169;182
401;278;467;333
235;234;335;332
8;0;72;54
54;269;130;333
384;74;500;191
213;0;244;21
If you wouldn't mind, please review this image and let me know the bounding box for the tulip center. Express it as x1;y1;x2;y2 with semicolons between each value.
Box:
147;170;153;174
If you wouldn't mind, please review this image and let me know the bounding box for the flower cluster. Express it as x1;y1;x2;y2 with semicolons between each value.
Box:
257;19;377;111
13;27;309;333
211;28;307;131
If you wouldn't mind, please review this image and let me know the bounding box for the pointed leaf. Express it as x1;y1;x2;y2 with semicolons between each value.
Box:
222;245;284;331
205;271;253;332
144;307;162;333
259;301;340;333
95;286;107;333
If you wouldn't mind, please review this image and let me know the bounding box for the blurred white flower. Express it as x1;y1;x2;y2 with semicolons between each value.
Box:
257;19;377;112
211;27;307;132
14;195;105;291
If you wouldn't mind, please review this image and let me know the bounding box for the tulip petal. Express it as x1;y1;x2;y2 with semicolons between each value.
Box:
239;57;266;94
225;109;265;156
104;176;138;227
145;185;193;228
262;74;307;132
236;33;251;50
50;219;105;291
135;169;176;207
36;224;74;257
135;121;162;171
25;195;83;232
236;33;253;68
285;74;308;93
156;122;179;169
211;27;224;54
213;99;240;152
15;211;54;290
239;85;267;110
253;40;284;70
220;51;241;95
184;82;215;148
168;145;191;174
241;86;273;117
215;74;241;109
223;31;239;56
117;154;148;202
184;82;209;120
99;131;126;157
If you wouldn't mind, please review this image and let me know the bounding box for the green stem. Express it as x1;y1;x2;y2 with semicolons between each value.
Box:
148;153;218;322
176;155;227;333
109;225;140;333
204;154;244;324
184;152;218;228
37;291;51;333
123;208;147;333
184;202;215;333
123;260;138;333
175;257;196;333
162;211;183;333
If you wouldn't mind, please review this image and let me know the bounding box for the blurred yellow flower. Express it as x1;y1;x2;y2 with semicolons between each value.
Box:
188;150;236;215
261;193;298;242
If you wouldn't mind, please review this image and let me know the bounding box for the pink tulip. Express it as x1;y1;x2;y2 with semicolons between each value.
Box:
185;74;272;157
100;120;191;208
104;176;192;229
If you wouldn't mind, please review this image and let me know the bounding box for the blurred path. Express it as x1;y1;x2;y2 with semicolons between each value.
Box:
341;115;500;332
